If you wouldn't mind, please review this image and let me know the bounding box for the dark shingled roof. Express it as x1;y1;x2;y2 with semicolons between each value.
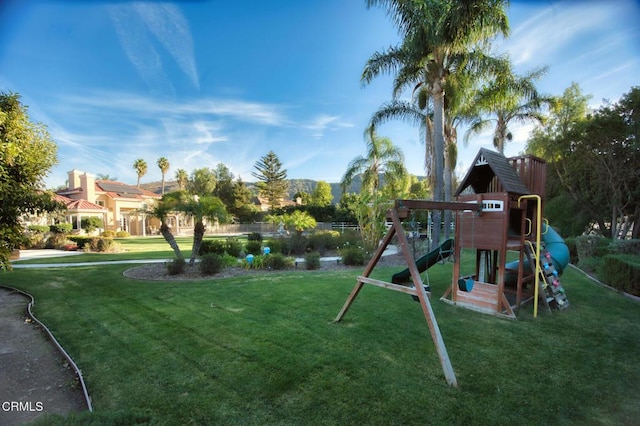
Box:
455;148;530;196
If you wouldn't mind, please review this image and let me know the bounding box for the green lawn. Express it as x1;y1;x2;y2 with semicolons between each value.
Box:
13;236;214;264
4;260;640;425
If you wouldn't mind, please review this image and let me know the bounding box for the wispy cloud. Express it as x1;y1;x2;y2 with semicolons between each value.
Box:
134;2;199;90
505;3;617;67
301;114;354;138
108;3;199;95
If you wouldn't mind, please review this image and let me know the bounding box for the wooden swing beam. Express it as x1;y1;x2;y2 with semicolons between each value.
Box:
334;201;481;388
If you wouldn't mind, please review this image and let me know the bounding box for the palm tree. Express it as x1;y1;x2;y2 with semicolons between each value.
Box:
96;173;118;181
464;64;551;154
175;168;188;190
157;157;170;194
341;127;408;197
149;191;184;259
362;0;509;243
133;158;147;187
181;194;229;266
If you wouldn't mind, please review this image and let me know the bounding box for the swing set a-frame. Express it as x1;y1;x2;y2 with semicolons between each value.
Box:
334;199;482;388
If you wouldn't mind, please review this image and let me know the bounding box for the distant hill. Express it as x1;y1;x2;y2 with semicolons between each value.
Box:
141;176;371;204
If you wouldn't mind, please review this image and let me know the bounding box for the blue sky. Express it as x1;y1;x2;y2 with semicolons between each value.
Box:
1;0;639;189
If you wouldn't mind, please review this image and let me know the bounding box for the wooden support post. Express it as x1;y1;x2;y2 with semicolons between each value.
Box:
389;208;458;387
334;207;458;387
334;221;397;322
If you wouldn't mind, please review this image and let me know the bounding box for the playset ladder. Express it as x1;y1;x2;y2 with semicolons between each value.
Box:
524;243;570;311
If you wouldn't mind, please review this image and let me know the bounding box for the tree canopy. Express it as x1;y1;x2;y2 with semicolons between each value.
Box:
1;92;60;268
526;84;640;238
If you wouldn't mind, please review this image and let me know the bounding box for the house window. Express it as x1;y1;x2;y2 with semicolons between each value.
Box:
96;200;105;207
120;216;128;232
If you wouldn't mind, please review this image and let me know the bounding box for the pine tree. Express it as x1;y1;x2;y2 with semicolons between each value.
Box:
251;150;289;211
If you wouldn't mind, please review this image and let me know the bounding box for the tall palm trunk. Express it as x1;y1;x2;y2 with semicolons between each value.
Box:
431;80;446;245
160;222;182;258
190;220;205;266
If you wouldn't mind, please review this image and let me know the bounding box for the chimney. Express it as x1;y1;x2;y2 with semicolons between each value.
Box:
80;172;96;203
68;169;83;189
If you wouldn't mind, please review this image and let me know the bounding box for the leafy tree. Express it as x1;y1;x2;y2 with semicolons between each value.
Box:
293;190;311;205
310;181;333;207
80;216;104;234
464;63;551;154
157;157;170;194
175;168;188;190
213;163;235;208
252;150;289;211
1;92;61;268
187;167;216;196
526;84;640;239
133;158;147;187
231;177;260;223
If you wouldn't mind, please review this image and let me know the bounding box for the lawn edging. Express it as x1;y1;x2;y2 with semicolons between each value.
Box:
0;285;93;412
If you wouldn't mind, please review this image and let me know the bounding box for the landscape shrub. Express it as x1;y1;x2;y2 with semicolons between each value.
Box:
199;240;226;256
102;230;117;238
241;254;265;269
49;223;73;234
247;232;263;242
68;236;93;249
288;234;307;256
304;251;321;270
28;225;49;234
307;230;340;255
564;237;578;264
221;254;239;268
199;253;225;275
340;245;366;266
97;238;119;253
338;229;363;248
245;240;262;256
610;239;640;255
225;238;243;257
575;235;610;264
45;233;68;249
265;238;284;255
115;231;130;238
264;253;294;270
599;254;640;296
166;257;186;275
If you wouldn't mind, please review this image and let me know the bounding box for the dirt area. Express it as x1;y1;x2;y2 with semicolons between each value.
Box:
0;289;87;426
0;253;409;424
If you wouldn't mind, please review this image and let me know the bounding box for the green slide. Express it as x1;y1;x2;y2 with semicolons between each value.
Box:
391;238;454;284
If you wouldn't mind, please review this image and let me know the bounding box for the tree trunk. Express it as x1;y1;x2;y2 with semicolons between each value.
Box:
160;222;182;258
190;220;206;266
430;81;445;245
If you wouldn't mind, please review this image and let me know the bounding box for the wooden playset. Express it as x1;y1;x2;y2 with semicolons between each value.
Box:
334;148;570;386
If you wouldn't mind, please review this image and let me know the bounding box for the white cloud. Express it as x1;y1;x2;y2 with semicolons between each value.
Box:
109;3;199;95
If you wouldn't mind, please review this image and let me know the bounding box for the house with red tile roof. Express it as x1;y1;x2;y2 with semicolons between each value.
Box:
56;170;162;236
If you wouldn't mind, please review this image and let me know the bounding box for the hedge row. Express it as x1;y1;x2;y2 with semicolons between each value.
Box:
600;254;640;297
